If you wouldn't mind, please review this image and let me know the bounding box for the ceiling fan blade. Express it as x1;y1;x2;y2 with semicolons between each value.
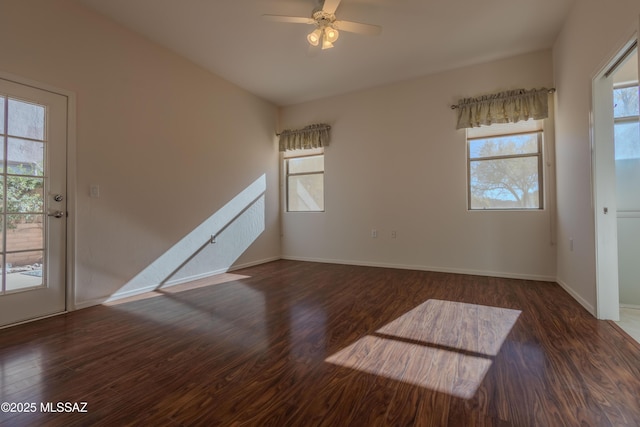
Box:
334;20;382;36
322;0;342;14
262;14;315;24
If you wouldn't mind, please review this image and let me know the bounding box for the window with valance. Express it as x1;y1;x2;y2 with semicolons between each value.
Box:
452;88;555;210
453;88;553;130
278;123;331;152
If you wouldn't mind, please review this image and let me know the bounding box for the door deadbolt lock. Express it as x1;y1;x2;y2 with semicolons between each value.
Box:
53;194;64;202
48;210;65;218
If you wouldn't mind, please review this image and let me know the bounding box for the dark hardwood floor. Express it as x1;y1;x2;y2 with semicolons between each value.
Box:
1;260;639;426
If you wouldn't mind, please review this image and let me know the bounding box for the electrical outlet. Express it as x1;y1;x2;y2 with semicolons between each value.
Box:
391;230;397;239
371;229;378;238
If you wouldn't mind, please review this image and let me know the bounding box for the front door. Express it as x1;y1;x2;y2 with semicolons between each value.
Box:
0;78;68;327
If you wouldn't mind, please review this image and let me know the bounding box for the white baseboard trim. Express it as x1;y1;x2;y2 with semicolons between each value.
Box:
620;304;640;310
74;299;107;310
555;278;596;316
227;256;281;273
74;256;280;310
281;256;557;282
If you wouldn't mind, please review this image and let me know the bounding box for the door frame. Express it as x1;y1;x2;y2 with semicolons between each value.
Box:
591;25;639;320
0;70;77;318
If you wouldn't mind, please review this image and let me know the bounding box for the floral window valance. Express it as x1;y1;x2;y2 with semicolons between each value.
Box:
278;123;331;152
452;88;554;130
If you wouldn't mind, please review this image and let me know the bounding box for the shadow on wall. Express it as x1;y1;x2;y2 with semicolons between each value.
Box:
104;174;267;302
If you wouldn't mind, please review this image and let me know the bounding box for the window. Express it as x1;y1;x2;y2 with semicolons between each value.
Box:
285;150;324;212
467;121;544;210
613;84;639;160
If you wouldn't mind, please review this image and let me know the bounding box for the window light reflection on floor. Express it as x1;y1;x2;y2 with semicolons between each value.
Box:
325;299;521;399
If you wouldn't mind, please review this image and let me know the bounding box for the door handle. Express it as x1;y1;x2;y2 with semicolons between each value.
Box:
47;211;65;218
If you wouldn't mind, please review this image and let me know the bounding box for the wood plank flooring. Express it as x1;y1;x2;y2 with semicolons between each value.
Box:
1;260;639;426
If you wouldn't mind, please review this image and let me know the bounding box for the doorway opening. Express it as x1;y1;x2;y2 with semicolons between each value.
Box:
610;46;640;341
592;35;639;326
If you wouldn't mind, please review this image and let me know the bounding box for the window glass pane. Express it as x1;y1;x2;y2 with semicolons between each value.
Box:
5;214;44;251
469;133;539;159
289;155;324;174
3;176;44;213
0;139;4;174
6;250;44;291
8;138;44;175
470;157;540;209
614;86;639;118
8;98;45;141
288;174;324;211
615;121;640;160
0;97;5;134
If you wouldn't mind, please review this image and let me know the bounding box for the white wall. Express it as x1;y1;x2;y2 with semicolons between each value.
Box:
280;51;557;280
0;0;281;307
553;0;640;314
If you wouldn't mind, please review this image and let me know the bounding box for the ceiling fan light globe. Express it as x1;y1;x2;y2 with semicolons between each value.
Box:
321;38;334;50
307;28;322;46
325;27;339;43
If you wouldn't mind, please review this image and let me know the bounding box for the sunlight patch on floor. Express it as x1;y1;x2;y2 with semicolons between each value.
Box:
325;299;521;399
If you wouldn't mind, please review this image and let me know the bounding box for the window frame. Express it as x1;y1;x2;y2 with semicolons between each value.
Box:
284;151;325;213
466;127;544;211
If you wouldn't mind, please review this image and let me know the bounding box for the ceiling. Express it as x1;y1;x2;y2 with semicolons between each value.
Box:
77;0;575;106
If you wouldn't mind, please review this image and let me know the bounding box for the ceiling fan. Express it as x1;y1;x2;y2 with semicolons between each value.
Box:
263;0;382;50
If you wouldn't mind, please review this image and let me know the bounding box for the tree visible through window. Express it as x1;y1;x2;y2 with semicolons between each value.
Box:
614;85;639;160
468;128;543;210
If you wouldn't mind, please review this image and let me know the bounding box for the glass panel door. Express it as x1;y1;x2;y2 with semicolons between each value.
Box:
0;77;67;327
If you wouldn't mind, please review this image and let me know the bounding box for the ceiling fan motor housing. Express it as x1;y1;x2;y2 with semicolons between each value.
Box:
312;10;336;27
